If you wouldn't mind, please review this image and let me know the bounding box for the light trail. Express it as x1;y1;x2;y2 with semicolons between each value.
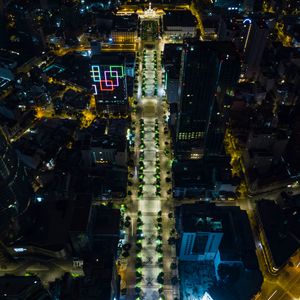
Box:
267;290;278;300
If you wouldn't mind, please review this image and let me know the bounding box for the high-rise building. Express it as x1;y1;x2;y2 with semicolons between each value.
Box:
163;44;183;104
176;40;240;159
90;54;128;115
243;20;269;78
0;133;33;241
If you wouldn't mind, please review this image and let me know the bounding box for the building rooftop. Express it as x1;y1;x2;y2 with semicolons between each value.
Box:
256;199;300;268
179;261;216;300
70;167;127;198
177;202;259;269
113;14;138;32
163;10;197;28
89;206;120;236
163;43;183;79
172;157;236;189
0;275;50;299
69;194;93;232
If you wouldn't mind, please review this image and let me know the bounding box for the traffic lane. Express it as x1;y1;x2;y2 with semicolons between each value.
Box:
256;286;293;300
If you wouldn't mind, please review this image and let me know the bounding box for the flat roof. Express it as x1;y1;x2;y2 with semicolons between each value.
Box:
257;200;300;268
90;206;120;235
177;203;258;268
0;275;44;295
163;10;197;27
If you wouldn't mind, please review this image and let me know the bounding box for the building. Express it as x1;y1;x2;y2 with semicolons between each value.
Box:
213;0;243;9
163;10;197;41
163;44;183;104
176;202;258;269
49;254;120;300
0;275;51;299
68;197;120;256
202;16;220;40
256;199;300;271
212;0;254;11
91;54;128;115
90;41;101;56
0;132;33;242
177;209;223;261
243;20;269;79
176;40;240;159
76;120;128;169
110;14;138;44
177;202;262;300
172;157;239;199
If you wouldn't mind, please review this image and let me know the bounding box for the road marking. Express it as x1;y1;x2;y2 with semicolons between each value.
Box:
267;290;278;300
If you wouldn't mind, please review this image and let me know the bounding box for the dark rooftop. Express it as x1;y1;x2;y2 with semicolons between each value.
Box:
256;200;300;268
113;14;138;31
163;10;197;28
0;275;50;299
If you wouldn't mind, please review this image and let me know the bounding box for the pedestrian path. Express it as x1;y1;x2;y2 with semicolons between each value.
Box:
138;113;163;300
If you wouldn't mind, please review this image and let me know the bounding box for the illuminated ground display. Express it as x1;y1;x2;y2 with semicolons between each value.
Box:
90;64;125;95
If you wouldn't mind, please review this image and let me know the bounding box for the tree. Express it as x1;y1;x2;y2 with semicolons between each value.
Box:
156;245;162;253
168;237;176;245
128;159;134;166
157;272;164;284
123;243;131;251
135;258;142;268
170;262;177;270
136;270;142;277
122;251;129;257
171;276;179;285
